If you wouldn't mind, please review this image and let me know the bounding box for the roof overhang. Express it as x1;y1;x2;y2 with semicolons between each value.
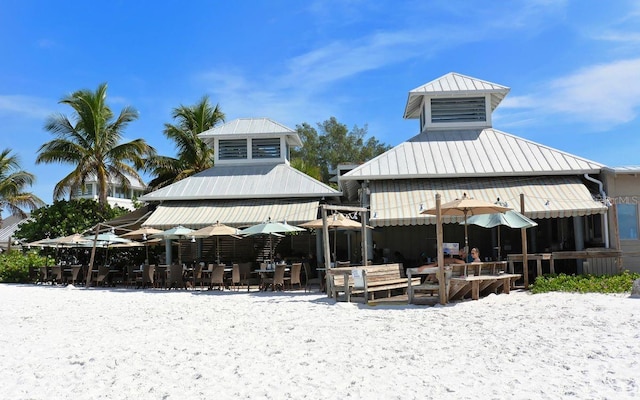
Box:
142;199;320;230
368;176;607;227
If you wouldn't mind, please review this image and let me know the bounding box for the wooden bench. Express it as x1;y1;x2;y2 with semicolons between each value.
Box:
448;262;521;301
406;266;451;304
327;263;421;303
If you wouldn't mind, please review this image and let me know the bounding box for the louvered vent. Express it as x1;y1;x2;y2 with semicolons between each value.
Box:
219;139;248;160
431;97;486;123
252;138;280;159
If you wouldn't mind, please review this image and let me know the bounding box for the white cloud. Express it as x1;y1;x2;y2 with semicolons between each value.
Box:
501;58;640;127
0;95;55;120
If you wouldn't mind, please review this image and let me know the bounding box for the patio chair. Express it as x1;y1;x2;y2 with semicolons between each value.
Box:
92;265;110;287
208;264;226;290
167;264;186;290
270;264;286;291
192;263;203;289
229;263;245;291
51;265;63;285
138;264;155;289
239;262;259;291
68;265;82;285
286;263;303;290
303;262;322;292
37;266;49;284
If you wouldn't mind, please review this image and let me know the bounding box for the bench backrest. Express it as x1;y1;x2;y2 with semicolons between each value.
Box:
329;263;405;286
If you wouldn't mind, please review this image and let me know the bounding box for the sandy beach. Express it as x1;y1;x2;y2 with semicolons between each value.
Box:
0;284;638;399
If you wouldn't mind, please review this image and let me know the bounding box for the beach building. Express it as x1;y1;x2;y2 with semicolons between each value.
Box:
338;72;628;275
139;118;341;264
72;173;146;211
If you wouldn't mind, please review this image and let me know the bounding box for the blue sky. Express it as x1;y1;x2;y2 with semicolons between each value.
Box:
2;0;640;211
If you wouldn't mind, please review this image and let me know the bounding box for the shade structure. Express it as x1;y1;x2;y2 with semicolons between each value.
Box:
461;210;537;260
300;213;371;261
150;226;195;265
422;193;511;251
190;221;241;264
48;233;93;247
239;219;305;263
121;227;164;263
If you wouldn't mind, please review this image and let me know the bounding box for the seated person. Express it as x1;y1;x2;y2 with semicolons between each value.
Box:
469;247;481;262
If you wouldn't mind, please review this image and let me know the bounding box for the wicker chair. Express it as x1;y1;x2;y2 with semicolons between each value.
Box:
208;264;226;290
303;262;322;292
167;264;186;290
286;263;303;290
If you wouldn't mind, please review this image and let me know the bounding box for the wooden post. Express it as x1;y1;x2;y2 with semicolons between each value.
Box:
520;194;529;289
86;223;100;287
321;206;332;296
436;194;446;304
610;203;623;273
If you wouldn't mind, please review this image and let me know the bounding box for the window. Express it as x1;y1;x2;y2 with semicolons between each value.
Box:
219;139;248;160
431;97;486;123
252;138;280;159
617;203;638;240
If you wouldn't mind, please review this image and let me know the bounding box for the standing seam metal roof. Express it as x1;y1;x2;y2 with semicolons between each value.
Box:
341;128;603;180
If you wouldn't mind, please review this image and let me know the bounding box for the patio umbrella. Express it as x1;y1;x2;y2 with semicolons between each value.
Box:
461;210;537;260
190;221;241;264
84;231;132;265
238;218;305;263
48;233;93;247
300;213;372;261
121;227;164;263
422;193;511;252
150;226;195;265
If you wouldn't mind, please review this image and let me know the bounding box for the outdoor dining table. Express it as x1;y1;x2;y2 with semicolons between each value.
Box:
253;265;290;291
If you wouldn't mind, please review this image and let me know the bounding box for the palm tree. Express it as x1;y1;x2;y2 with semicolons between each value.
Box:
0;148;44;223
36;83;155;205
145;96;225;190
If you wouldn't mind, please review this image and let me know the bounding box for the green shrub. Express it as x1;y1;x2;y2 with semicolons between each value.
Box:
531;271;640;294
0;250;48;283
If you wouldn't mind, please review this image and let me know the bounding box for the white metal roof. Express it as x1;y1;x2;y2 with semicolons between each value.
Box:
198;117;303;147
404;72;510;119
0;214;28;248
139;163;340;201
368;176;607;227
143;199;319;229
341;128;603;180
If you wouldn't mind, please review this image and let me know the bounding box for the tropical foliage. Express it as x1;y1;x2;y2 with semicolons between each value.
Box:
145;96;225;190
292;117;391;183
0;148;44;221
0;250;47;283
531;271;640;294
36;83;155;205
13;198;127;243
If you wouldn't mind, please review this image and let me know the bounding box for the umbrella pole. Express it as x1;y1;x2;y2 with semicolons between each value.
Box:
464;211;469;253
497;226;501;261
216;236;220;265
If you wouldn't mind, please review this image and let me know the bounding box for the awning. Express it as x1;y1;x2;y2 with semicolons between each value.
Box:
142;199;320;229
369;176;607;227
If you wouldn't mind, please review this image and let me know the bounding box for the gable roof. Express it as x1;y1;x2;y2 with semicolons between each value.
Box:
404;72;510;119
199;117;302;146
341;128;603;181
140;163;340;201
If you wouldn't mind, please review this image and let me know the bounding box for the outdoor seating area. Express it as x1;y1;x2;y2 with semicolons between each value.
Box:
28;261;321;293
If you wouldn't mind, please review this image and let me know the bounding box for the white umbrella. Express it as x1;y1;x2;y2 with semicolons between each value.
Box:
121;227;164;263
191;221;241;264
239;219;304;263
422;193;511;251
300;213;372;261
150;226;195;265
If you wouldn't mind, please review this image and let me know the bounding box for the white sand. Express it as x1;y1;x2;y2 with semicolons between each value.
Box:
0;284;638;399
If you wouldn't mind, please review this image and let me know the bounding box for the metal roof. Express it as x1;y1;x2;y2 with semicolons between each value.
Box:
368;176;607;227
142;199;320;229
140;163;340;201
404;72;510;119
0;214;29;248
604;166;640;174
199;117;303;147
341;128;603;180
